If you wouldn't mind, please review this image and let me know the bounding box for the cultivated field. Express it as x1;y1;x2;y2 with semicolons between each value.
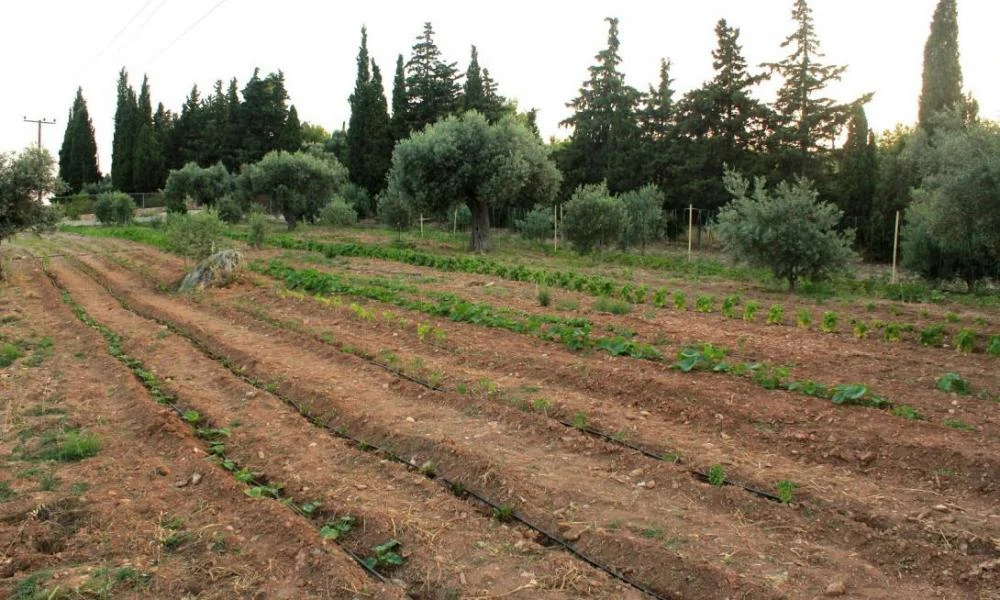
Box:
1;228;998;599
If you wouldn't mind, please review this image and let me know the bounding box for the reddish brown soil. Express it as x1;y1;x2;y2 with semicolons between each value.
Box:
3;232;999;600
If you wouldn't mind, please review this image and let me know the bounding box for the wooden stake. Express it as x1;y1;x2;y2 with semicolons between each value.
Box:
420;214;424;238
891;210;901;284
553;205;558;251
687;204;694;262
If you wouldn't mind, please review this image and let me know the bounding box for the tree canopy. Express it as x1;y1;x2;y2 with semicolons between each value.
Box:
238;150;348;229
58;87;101;193
382;111;560;251
0;146;61;270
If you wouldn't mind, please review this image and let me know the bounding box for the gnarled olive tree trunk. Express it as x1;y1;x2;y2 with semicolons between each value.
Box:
468;199;492;253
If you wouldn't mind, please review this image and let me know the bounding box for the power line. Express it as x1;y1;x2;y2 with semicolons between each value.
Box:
89;0;156;64
146;0;230;66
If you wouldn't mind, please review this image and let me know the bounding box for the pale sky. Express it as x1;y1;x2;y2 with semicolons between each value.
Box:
2;0;998;174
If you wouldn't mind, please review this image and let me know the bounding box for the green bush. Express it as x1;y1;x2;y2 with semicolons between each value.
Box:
247;212;267;249
954;328;975;353
920;325;945;347
164;161;233;212
562;182;628;254
715;169;856;290
743;301;760;323
766;304;784;325
988;335;1000;357
216;195;244;224
164;212;227;260
618;184;664;252
378;191;413;233
93;192;135;225
63;194;96;220
514;205;553;242
319;197;358;227
341;182;374;218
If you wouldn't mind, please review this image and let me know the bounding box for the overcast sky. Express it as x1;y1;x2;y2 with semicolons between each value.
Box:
2;0;997;175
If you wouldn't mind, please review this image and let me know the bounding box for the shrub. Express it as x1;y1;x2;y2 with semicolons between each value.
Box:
796;309;811;329
695;295;715;313
341;182;374;218
63;194;96;220
248;212;267;249
216;195;243;224
820;311;838;333
721;295;740;319
164;212;227;261
93;192;135;225
515;205;553;242
164;162;232;212
766;304;784;325
715;169;856;290
238;151;347;229
920;325;945;347
378;191;413;233
936;372;970;395
537;287;551;307
618;184;664;252
562;182;628;254
743;301;760;323
988;335;1000;357
954;328;975;353
319;197;358;227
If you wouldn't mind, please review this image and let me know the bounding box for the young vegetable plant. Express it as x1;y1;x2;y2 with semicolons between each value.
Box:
673;292;687;311
707;464;725;486
954;329;975;354
363;539;404;571
935;372;970;395
766;304;784;325
920;325;945;347
319;515;355;540
695;295;715;313
987;335;1000;357
820;311;838;333
721;295;740;319
743;301;760;323
853;321;869;339
796;310;811;329
775;480;796;504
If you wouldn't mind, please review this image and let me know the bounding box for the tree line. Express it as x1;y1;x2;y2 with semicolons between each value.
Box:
49;0;999;287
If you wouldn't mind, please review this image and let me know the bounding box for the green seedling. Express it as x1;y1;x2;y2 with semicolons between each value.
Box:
892;405;920;420
182;410;201;424
775;480;796;504
920;325;945;347
707;464;725;486
954;329;975;354
943;419;974;431
363;539;404;571
743;301;759;323
936;372;970;395
721;295;741;319
796;310;811;329
493;503;515;522
883;323;903;343
537;287;551;307
853;321;869;339
571;411;589;429
766;304;784;325
695;295;715;313
820;311;838;333
987;335;1000;356
673;292;687;311
319;516;355;540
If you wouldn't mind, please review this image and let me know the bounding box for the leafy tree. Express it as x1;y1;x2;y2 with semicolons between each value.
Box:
300;122;330;145
902;121;1000;288
514;206;553;243
619;184;665;252
562;182;628;254
283;105;302;151
163;162;233;212
0;147;60;270
93;191;136;225
58;87;101;193
382;111;560;251
168;85;205;169
637;58;678;192
715;169;856;290
837;106;878;248
347;27;393;196
319;197;358;227
918;0;973;129
111;68;137;191
404;23;461;134
764;0;870;182
867;125;922;261
378;190;413;234
238;150;347;229
674;19;773;211
560;18;642;194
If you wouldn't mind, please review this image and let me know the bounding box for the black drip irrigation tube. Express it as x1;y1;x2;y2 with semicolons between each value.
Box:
44;267;404;593
63;258;673;600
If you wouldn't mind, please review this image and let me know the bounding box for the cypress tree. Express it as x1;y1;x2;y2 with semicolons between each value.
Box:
111;68;137;191
404;22;461;133
131;75;163;192
347;27;394;196
239;69;291;165
837;106;878;246
390;54;409;141
462;46;486;114
765;0;869;181
560;17;642;194
283;105;302;151
918;0;966;129
58;87;101;193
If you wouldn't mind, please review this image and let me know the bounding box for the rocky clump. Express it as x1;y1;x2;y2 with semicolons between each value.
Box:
178;249;244;292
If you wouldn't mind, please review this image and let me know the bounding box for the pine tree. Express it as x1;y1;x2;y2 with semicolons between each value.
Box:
404;22;461;134
461;46;507;122
111;68;137;191
239;69;291;166
673;19;774;210
168;85;204;169
390;54;409;141
151;102;173;189
131;75;162;192
918;0;967;129
559;17;642;194
837;106;878;246
764;0;869;181
58;87;101;193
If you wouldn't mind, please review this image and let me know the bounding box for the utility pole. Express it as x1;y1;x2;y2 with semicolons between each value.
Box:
23;116;56;147
23;116;56;202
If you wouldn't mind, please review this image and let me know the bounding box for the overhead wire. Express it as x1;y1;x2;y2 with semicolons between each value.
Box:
146;0;230;66
87;0;156;65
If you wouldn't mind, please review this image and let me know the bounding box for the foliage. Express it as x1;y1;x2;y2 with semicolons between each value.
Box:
618;184;665;251
319;198;358;227
953;328;975;353
988;335;1000;357
743;301;759;322
919;325;945;347
715;169;856;290
382;111;560;251
820;311;838;333
403;22;461;134
63;194;96;220
363;539;405;571
247;212;267;249
164;162;232;212
766;304;784;325
239;150;347;229
58;87;101;193
837;106;878;249
707;464;725;486
216;195;243;224
901;121;1000;288
775;480;796;504
164;212;227;260
378;191;413;233
93;192;135;225
341;182;374;219
935;372;970;395
514;205;553;243
0;146;61;254
562;182;627;254
346;27;393;197
918;0;970;129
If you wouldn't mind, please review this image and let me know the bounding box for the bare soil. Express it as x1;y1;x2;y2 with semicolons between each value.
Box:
2;231;998;599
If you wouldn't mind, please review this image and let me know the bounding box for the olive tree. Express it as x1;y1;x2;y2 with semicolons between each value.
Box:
382;111;561;252
715;169;856;290
902;120;1000;288
163;162;233;213
238;150;348;230
0;147;61;275
562;182;628;254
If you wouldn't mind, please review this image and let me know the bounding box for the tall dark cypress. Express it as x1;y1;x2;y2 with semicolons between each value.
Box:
837;106;878;245
918;0;965;129
347;27;394;195
131;75;162;192
390;54;409;141
58;87;101;193
111;68;137;191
